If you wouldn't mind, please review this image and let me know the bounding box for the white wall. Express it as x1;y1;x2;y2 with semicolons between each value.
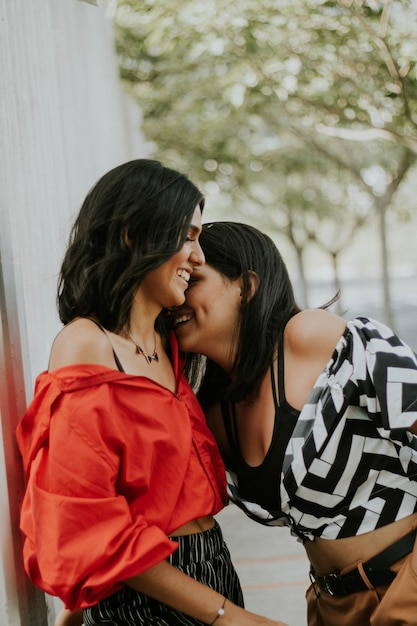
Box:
0;1;144;623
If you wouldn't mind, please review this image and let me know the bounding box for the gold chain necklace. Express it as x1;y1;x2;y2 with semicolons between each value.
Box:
127;329;159;365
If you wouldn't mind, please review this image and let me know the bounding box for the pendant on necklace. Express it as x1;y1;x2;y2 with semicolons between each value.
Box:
135;344;159;365
128;328;159;365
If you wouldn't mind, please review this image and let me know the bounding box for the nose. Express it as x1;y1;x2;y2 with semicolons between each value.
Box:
190;239;205;266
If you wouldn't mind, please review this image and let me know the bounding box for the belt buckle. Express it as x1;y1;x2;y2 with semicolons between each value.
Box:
323;573;344;597
310;570;342;597
310;569;347;597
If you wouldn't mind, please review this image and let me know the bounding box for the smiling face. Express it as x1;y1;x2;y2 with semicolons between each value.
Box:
172;263;243;370
138;205;205;310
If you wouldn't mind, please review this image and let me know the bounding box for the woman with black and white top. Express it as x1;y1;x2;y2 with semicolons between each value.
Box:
172;221;417;626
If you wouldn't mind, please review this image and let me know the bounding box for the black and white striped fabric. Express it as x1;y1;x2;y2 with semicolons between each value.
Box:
83;522;244;625
227;317;417;542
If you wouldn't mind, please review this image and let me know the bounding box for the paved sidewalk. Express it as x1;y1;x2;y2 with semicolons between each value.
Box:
216;504;309;626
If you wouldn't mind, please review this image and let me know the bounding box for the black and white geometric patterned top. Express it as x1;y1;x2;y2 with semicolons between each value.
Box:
226;317;417;543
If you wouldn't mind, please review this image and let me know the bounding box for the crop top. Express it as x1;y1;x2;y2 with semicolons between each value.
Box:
224;318;417;543
221;329;299;513
16;332;227;610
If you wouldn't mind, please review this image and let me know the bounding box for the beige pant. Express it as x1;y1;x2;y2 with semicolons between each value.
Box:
306;534;417;625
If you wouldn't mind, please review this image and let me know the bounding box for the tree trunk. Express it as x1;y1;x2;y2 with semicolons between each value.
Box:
330;252;343;315
375;196;395;330
295;245;309;308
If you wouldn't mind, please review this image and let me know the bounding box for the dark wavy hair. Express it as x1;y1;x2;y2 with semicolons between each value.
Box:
185;221;301;404
58;159;204;332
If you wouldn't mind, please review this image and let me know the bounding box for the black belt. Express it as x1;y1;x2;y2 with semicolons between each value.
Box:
310;528;416;597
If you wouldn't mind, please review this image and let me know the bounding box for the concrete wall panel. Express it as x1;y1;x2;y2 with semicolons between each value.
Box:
0;1;143;623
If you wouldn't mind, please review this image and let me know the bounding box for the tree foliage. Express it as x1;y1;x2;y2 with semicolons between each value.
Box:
113;0;417;316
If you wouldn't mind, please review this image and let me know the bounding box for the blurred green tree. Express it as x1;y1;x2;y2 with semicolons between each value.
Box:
113;0;417;322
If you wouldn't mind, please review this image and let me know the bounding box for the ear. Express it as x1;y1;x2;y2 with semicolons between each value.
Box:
239;270;259;305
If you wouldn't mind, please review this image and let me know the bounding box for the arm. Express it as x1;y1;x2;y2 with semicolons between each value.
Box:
125;560;288;625
297;314;417;579
54;562;289;626
348;317;417;434
54;609;84;626
17;393;179;609
284;309;347;410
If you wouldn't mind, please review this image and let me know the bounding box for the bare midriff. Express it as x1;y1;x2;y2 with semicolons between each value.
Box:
305;511;417;574
169;516;216;537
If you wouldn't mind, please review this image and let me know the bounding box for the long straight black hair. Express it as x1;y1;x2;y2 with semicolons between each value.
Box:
185;221;301;404
58;159;204;332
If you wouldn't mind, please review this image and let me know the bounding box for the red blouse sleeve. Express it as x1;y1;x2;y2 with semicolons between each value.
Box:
17;377;177;610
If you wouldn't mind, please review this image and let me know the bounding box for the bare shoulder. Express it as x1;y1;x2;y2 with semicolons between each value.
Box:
285;309;347;357
282;310;347;409
48;318;114;371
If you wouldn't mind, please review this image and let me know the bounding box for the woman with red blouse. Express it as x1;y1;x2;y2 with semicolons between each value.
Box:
16;161;287;626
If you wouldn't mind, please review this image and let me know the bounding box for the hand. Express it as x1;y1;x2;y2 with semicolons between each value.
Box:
54;608;84;626
219;602;288;626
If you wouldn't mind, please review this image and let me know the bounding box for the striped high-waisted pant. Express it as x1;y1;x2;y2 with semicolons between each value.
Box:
83;522;244;625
